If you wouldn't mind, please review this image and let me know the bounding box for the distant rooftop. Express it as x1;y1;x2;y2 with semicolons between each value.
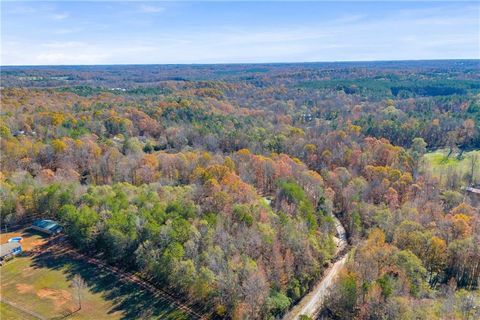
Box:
466;187;480;195
0;242;22;257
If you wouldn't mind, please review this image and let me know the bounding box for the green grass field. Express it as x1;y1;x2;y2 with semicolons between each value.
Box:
422;149;480;187
0;251;191;320
0;301;37;320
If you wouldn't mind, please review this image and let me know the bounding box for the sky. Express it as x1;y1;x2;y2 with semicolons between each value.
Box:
1;1;479;65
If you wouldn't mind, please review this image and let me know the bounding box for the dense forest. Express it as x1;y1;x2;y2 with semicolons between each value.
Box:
1;60;479;319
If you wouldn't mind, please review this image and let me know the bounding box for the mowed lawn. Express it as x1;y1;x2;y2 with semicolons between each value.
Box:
422;149;480;186
0;231;191;320
0;301;37;320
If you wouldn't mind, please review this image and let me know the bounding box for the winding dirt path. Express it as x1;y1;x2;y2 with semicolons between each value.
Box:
283;215;348;320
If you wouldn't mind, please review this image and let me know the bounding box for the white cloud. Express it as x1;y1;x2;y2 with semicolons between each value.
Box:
42;41;86;49
4;4;36;15
1;2;478;65
52;12;70;20
37;52;110;65
53;27;84;35
2;40;110;65
139;5;165;14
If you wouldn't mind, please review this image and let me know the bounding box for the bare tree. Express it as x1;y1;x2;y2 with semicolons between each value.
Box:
469;154;478;186
72;274;87;310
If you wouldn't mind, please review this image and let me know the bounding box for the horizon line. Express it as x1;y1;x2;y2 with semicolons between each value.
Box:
2;58;479;68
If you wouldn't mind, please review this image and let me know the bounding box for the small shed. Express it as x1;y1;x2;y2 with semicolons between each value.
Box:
31;219;63;235
465;187;480;195
0;242;22;262
465;187;480;206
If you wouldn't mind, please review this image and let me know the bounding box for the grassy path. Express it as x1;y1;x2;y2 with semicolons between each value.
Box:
0;298;46;320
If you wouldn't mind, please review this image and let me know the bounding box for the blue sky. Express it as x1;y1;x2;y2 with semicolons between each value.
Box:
1;1;479;65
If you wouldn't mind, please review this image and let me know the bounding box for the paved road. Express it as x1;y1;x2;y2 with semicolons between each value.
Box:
283;215;348;320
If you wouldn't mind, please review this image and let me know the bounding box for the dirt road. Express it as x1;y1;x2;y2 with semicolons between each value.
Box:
283;215;348;320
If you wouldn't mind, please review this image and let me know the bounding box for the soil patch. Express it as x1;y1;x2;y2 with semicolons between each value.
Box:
37;288;73;310
16;283;33;294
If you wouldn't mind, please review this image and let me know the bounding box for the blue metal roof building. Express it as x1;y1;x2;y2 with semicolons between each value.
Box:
31;219;63;235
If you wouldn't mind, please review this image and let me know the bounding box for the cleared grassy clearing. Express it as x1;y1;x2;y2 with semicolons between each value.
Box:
422;149;480;188
0;231;191;320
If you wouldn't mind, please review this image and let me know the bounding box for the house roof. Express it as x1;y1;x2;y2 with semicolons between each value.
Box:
0;242;21;257
32;219;61;231
466;187;480;194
